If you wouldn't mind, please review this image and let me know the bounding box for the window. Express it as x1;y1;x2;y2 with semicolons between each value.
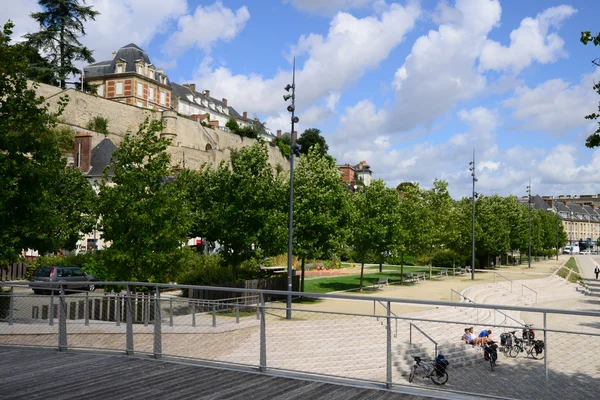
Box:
148;70;154;79
138;65;143;74
148;87;154;100
160;91;166;105
116;82;123;95
137;101;143;107
97;84;105;97
137;83;143;95
117;64;123;73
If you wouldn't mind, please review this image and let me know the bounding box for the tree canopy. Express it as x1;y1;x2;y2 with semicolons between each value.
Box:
0;21;96;263
25;0;99;88
296;128;329;156
581;30;600;148
97;119;192;282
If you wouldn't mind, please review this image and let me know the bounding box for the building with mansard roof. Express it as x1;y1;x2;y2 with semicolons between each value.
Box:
83;43;172;111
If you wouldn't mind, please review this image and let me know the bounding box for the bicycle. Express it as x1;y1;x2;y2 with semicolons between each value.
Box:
408;356;449;385
509;337;545;359
484;340;499;371
500;331;517;357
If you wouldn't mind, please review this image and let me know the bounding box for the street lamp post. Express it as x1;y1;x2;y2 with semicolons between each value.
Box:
555;212;559;261
469;150;478;281
284;58;300;320
526;179;532;268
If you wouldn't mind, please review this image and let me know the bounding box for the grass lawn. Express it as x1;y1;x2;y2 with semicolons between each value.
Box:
558;257;582;284
302;267;441;294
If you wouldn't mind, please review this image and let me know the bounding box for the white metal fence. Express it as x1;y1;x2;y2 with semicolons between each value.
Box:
1;281;600;399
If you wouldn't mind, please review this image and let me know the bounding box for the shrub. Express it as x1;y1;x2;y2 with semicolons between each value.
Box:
431;249;466;268
272;137;291;158
50;126;76;153
86;116;109;135
385;253;416;266
27;252;111;281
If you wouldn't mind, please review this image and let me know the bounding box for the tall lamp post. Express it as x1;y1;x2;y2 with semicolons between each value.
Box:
469;150;478;281
526;179;532;268
555;211;560;261
284;58;300;320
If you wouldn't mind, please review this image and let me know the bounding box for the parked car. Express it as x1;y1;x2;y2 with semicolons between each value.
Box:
29;266;96;294
581;250;591;255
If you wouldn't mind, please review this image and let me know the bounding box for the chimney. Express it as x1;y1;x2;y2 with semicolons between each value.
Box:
222;98;227;106
204;89;210;98
293;131;298;141
243;111;247;121
187;83;196;93
73;132;93;173
277;130;282;137
112;51;116;59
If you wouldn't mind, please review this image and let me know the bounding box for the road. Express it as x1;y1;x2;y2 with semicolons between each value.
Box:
575;254;600;280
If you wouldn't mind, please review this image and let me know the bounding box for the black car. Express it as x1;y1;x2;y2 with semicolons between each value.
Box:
29;266;96;294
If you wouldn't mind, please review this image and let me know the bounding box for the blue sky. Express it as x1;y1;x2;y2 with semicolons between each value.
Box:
3;0;600;197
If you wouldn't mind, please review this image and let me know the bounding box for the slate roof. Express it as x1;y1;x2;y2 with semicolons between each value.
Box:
87;138;118;177
84;43;169;85
555;201;571;213
531;195;551;211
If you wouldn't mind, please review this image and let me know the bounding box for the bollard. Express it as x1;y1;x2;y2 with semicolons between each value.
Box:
49;291;55;326
58;285;67;351
8;287;14;325
191;300;196;328
212;304;216;328
236;303;240;324
126;285;134;355
169;298;173;328
84;291;89;326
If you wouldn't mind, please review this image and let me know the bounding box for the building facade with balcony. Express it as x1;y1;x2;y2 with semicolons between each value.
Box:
83;43;172;111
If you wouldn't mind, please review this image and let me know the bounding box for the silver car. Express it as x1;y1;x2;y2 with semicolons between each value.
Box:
29;266;96;294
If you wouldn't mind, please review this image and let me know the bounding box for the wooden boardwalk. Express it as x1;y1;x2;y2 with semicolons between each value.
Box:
0;347;439;400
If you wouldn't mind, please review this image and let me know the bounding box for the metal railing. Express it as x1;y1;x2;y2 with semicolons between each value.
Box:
409;323;438;358
376;300;398;338
3;280;600;399
494;271;513;292
521;284;538;304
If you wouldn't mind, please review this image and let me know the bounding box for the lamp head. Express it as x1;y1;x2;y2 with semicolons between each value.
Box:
292;116;299;123
284;84;294;92
283;94;292;101
287;104;295;112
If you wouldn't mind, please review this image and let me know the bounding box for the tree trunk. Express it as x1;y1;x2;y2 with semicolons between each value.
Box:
400;251;404;284
429;262;432;280
60;25;65;89
300;257;305;293
379;254;383;273
359;261;365;291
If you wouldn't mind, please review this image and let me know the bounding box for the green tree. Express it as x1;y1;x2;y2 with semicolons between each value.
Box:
296;128;329;156
0;21;95;263
421;180;454;276
97;119;193;282
580;30;600;148
349;180;401;289
294;145;349;291
26;0;99;88
188;142;287;281
476;195;511;267
225;118;240;133
16;41;58;85
396;182;427;281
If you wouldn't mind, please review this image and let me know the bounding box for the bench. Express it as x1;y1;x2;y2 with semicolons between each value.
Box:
454;267;465;275
416;272;427;282
375;277;388;289
436;268;449;278
404;273;417;284
260;265;286;274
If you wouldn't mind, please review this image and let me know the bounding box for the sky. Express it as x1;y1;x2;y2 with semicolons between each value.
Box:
2;0;600;198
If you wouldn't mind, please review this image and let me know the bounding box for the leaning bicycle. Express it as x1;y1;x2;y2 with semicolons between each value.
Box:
408;354;449;385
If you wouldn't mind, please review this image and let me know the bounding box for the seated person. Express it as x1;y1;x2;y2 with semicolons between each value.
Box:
462;327;477;345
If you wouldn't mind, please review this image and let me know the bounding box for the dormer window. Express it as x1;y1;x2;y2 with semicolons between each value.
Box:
202;99;208;107
223;108;229;115
116;64;124;73
148;69;154;79
137;65;143;74
216;105;222;113
209;103;215;110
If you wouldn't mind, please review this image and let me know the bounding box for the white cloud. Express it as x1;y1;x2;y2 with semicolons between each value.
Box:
191;2;420;117
284;0;371;16
165;1;249;56
503;68;600;134
479;5;577;74
390;0;501;133
83;0;187;63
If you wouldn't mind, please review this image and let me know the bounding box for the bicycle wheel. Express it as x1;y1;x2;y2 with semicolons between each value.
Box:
430;371;448;385
408;366;416;383
509;345;520;358
531;346;544;360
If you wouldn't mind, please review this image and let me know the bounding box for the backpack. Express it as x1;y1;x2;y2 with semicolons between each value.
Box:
534;340;544;353
500;333;512;347
435;354;449;376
